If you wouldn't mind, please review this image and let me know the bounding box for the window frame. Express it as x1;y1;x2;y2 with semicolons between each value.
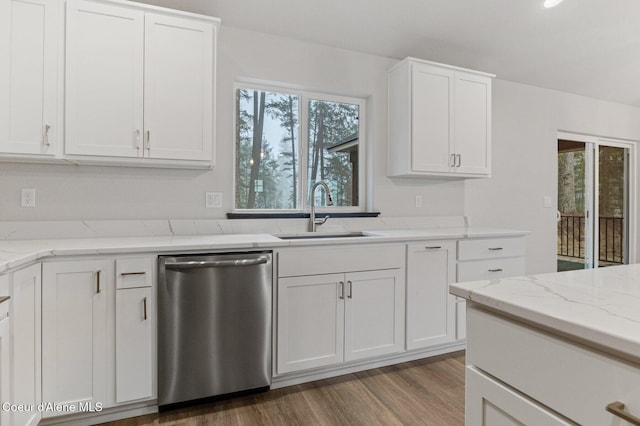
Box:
232;82;367;213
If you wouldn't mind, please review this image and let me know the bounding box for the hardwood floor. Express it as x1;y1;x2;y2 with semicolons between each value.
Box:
100;351;465;426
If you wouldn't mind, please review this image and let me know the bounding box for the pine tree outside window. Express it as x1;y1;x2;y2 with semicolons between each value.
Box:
234;85;365;211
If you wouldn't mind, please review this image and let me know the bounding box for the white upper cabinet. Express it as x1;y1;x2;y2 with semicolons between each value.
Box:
0;0;62;157
143;13;213;161
65;0;144;158
65;0;218;167
388;57;493;178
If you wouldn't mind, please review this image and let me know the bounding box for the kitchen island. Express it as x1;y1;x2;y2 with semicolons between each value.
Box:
450;264;640;425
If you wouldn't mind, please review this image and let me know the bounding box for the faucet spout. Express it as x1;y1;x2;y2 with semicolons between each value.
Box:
309;181;333;232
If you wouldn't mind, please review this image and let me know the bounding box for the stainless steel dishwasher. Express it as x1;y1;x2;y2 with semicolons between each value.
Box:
157;251;272;407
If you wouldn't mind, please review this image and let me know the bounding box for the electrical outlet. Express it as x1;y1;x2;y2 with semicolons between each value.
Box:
206;192;222;208
415;195;423;208
21;188;36;208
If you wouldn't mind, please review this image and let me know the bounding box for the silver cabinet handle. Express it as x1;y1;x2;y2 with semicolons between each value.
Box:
425;246;442;250
347;281;353;299
165;257;269;270
488;268;503;272
136;129;141;151
450;153;456;167
488;247;503;251
96;270;101;294
145;130;151;151
120;271;146;276
339;281;344;300
456;154;461;167
143;297;148;320
43;124;51;147
606;401;640;425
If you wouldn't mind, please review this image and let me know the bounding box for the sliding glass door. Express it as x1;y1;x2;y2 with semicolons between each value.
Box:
557;135;632;271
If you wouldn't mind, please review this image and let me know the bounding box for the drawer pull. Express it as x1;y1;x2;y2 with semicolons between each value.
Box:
606;401;640;425
120;271;146;276
488;268;503;272
96;270;101;294
339;281;345;300
488;247;503;251
425;246;442;250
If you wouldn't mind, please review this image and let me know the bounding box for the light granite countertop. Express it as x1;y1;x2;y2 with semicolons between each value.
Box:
0;226;527;274
450;264;640;362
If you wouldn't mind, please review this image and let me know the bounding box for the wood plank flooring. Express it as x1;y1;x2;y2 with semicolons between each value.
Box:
100;351;465;426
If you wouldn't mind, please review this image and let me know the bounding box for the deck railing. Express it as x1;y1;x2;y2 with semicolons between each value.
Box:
557;214;624;264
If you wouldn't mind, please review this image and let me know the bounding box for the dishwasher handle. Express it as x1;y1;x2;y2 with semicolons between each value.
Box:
164;256;270;270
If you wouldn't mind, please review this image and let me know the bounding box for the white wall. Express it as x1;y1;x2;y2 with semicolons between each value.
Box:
0;26;464;221
466;79;640;274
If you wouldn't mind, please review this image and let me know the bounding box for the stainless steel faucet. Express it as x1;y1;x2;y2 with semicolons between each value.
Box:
309;181;334;232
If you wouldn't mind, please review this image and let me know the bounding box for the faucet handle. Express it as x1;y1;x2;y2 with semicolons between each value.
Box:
314;215;330;226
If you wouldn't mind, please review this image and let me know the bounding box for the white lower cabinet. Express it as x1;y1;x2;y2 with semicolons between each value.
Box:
42;260;109;418
42;256;156;418
277;273;344;373
277;268;404;374
406;242;456;349
344;269;405;361
456;236;526;339
10;264;41;426
0;274;9;426
114;257;155;404
466;366;573;425
276;244;405;376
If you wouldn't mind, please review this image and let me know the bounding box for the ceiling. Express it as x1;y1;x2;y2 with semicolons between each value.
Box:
135;0;640;107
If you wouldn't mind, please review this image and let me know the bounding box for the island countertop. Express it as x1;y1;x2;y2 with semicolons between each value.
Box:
450;263;640;362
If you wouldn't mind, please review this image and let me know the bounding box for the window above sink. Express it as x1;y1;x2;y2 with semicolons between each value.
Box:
233;83;366;213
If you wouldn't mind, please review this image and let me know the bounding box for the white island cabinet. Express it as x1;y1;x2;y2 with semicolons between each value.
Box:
451;265;640;426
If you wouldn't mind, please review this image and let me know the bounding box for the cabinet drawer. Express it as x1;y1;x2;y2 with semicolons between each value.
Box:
467;306;640;426
277;245;403;277
457;257;525;282
116;257;154;289
458;237;525;260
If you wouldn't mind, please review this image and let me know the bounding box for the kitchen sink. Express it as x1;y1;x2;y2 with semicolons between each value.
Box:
275;231;374;240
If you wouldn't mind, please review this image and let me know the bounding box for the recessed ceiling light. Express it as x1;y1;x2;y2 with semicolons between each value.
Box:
544;0;564;8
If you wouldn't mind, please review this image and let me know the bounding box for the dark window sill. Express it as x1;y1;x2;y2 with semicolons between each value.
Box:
226;212;380;219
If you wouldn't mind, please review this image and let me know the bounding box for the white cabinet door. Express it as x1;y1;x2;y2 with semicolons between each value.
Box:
0;309;9;426
466;367;573;426
11;264;41;426
406;242;456;349
144;13;213;161
344;269;404;361
115;287;153;403
0;0;61;156
42;260;109;417
65;0;144;158
410;63;454;173
454;72;491;175
277;274;344;374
